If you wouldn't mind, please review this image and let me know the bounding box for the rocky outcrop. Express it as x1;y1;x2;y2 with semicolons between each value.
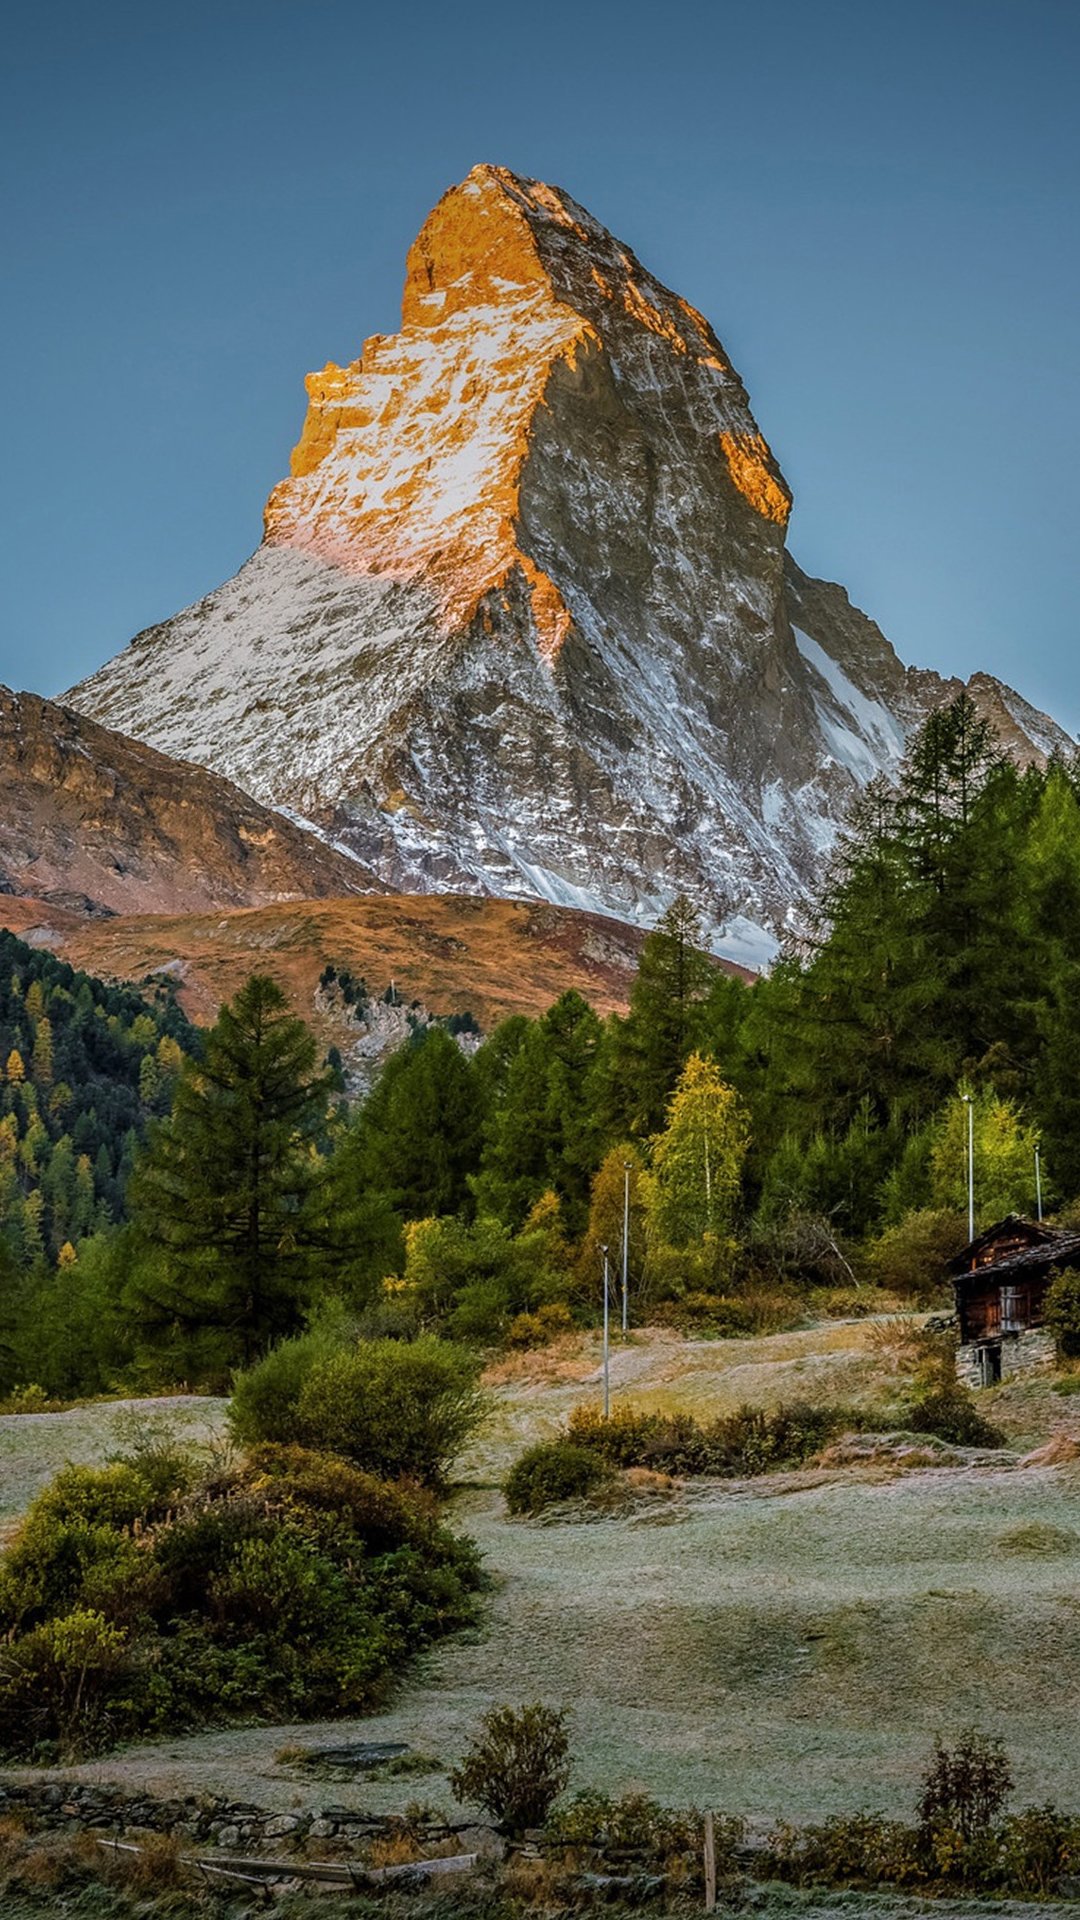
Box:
69;166;1073;964
0;686;378;916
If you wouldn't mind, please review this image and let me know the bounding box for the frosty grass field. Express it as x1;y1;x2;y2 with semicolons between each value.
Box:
3;1318;1080;1826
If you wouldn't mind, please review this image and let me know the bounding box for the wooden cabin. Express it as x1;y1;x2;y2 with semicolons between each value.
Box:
949;1214;1080;1386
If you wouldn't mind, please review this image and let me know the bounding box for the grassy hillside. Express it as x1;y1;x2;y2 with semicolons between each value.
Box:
4;1318;1080;1825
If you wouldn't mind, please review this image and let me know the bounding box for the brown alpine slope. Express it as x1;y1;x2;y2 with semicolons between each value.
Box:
0;685;380;917
0;893;666;1048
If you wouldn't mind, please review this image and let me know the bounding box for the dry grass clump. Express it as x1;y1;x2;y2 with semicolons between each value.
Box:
863;1316;933;1369
997;1521;1079;1557
1022;1433;1080;1466
483;1335;598;1388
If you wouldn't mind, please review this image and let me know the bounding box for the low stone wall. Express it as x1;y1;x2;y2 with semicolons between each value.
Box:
0;1779;496;1858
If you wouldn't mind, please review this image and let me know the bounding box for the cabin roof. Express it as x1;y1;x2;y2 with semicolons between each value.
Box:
947;1213;1059;1276
951;1227;1080;1290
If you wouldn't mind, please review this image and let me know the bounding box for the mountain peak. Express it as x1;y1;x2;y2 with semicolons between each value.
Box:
68;169;1071;966
265;165;789;663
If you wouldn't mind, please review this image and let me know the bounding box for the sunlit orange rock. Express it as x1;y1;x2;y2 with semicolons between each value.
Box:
263;163;789;664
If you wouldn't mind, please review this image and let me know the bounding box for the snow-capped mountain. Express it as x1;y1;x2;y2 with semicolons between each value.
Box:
68;165;1073;966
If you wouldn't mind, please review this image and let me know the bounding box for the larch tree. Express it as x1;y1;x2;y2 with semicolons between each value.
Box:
648;1052;749;1248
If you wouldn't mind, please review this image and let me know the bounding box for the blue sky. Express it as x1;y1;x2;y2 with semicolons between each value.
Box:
4;0;1078;727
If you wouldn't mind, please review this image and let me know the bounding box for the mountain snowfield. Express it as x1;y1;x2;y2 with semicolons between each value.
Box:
69;165;1073;967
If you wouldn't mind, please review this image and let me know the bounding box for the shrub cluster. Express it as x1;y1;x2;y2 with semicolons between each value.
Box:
565;1400;865;1477
764;1805;1080;1897
548;1791;744;1880
504;1441;614;1515
229;1332;487;1487
0;1442;481;1760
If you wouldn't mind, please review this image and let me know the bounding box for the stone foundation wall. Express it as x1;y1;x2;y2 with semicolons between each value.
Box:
955;1343;986;1391
956;1327;1056;1390
1001;1327;1056;1378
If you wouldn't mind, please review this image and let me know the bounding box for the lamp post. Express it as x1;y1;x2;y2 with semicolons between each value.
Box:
600;1244;610;1419
621;1162;632;1334
961;1092;975;1241
1035;1146;1043;1223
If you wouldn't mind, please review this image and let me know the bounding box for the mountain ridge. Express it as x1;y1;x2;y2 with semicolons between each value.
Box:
0;684;381;918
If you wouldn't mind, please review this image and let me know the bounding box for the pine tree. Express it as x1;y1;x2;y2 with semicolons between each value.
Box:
601;895;715;1139
349;1025;484;1222
474;992;603;1233
127;974;337;1366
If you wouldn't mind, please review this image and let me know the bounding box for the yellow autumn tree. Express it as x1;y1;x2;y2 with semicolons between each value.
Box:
6;1048;24;1084
31;1015;53;1086
930;1088;1040;1227
648;1052;749;1247
577;1145;647;1292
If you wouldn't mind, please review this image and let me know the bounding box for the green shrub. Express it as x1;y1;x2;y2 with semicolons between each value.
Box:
1045;1268;1080;1359
917;1730;1013;1840
0;1439;482;1758
504;1441;613;1515
0;1511;154;1633
227;1327;335;1446
548;1790;742;1877
0;1608;131;1757
763;1812;921;1889
506;1303;575;1348
566;1399;864;1477
996;1805;1080;1895
450;1702;570;1835
900;1387;1004;1448
244;1444;435;1552
866;1209;968;1301
232;1334;487;1486
0;1383;64;1415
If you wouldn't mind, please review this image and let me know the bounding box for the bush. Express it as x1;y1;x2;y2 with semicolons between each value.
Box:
917;1730;1013;1840
997;1804;1080;1895
231;1334;487;1486
901;1386;1004;1448
763;1812;921;1889
506;1303;575;1349
866;1209;968;1301
1045;1268;1080;1359
0;1608;131;1757
548;1791;743;1878
566;1400;865;1477
227;1326;336;1446
504;1441;613;1515
450;1702;570;1834
0;1440;482;1758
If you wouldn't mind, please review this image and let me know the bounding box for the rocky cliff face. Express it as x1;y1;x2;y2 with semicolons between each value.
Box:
69;165;1073;965
0;687;378;916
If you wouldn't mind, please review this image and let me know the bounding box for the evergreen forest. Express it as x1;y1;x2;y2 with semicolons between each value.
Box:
4;692;1080;1400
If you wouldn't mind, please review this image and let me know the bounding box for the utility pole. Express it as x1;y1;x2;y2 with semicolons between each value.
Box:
600;1244;610;1419
961;1092;975;1241
1036;1146;1043;1223
621;1162;632;1334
